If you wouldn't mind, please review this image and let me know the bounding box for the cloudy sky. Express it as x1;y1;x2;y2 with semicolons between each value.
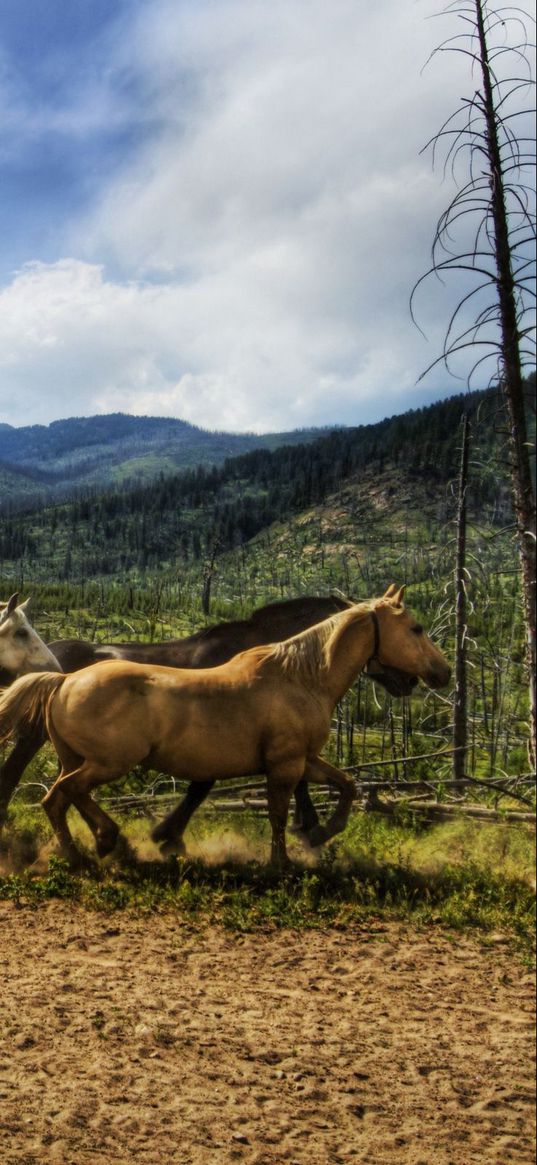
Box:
0;0;534;433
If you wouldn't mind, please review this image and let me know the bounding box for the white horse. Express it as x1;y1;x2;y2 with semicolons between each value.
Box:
0;594;62;678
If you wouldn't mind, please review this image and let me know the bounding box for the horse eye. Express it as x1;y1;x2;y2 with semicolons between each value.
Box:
412;624;423;636
15;628;30;639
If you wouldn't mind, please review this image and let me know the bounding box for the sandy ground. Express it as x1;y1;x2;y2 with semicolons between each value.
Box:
0;903;534;1165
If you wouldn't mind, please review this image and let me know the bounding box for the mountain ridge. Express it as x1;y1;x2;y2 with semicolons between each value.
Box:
0;411;339;500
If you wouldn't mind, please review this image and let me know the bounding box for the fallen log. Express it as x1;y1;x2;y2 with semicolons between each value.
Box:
365;794;536;827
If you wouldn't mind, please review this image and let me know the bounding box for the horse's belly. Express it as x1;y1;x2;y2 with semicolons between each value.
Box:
152;736;263;781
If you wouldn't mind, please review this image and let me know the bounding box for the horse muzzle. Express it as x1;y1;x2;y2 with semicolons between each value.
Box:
425;663;452;690
365;663;418;697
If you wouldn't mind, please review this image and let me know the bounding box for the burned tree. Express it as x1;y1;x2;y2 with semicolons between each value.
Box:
412;0;536;767
453;412;471;781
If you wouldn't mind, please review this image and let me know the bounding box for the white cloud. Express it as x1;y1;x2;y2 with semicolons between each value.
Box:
0;0;533;431
0;246;452;432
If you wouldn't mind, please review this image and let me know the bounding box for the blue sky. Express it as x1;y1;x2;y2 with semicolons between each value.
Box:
1;1;144;273
0;0;534;433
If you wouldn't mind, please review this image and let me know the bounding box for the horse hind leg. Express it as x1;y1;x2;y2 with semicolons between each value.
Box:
42;771;85;867
43;763;121;862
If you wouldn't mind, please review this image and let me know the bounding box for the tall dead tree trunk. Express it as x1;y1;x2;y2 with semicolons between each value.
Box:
473;0;536;769
453;413;471;780
413;0;536;770
201;540;220;617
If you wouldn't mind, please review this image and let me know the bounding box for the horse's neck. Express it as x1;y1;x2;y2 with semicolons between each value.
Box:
325;615;375;706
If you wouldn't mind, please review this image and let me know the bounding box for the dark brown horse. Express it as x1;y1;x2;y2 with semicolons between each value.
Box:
0;594;416;839
47;596;356;670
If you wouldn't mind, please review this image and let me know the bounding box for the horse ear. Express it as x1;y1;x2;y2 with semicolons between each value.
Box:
19;598;31;613
393;585;406;606
0;594;18;627
383;584;398;598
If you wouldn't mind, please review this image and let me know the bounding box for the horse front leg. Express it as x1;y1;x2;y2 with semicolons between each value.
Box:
0;727;47;831
303;757;356;848
151;780;215;856
265;763;304;869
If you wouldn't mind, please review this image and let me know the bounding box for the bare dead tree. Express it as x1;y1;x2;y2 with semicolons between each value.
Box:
201;539;221;616
412;0;536;768
453;412;471;779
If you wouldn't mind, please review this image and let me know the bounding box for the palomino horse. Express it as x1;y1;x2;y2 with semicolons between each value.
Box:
0;586;451;867
0;593;415;834
0;595;62;678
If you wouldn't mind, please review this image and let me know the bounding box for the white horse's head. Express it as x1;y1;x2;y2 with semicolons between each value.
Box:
0;594;62;676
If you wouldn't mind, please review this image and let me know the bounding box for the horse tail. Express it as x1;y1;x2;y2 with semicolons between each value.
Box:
0;672;66;746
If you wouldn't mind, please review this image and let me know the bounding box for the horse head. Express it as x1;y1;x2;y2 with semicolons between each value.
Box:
371;585;451;691
0;594;63;677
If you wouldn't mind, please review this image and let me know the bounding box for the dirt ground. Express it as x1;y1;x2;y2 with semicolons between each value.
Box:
0;902;535;1165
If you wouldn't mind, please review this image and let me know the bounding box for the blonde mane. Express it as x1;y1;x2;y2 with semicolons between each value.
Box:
265;602;373;682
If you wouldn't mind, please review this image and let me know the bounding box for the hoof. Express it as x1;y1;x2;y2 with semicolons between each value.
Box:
306;824;329;848
151;820;169;844
151;820;186;851
96;829;120;860
102;832;138;867
158;837;186;859
63;848;95;874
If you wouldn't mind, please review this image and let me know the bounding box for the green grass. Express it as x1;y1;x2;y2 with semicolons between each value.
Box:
0;805;534;960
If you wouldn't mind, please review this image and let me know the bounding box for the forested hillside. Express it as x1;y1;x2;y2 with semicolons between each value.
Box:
0;385;517;583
